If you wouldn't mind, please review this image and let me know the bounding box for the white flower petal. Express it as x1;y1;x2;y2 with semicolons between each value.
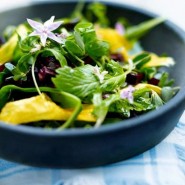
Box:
47;21;62;31
27;18;43;30
29;30;40;37
47;32;62;44
44;16;55;27
40;33;48;46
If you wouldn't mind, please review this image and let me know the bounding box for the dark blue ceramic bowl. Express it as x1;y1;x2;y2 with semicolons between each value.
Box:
0;1;185;168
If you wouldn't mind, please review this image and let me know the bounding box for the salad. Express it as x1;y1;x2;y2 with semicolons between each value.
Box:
0;2;178;129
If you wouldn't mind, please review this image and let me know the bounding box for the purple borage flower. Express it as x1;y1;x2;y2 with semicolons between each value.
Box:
27;16;63;46
120;85;135;104
115;22;125;35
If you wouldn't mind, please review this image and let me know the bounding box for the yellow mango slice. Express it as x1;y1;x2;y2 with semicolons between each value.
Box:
135;83;161;95
144;53;175;67
0;25;28;65
96;28;130;60
0;94;96;125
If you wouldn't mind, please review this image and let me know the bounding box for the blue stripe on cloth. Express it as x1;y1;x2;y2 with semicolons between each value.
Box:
175;144;185;175
175;144;185;162
149;148;161;185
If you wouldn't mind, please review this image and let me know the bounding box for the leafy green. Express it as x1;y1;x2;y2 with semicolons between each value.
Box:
50;91;82;129
4;54;35;81
109;88;154;118
73;22;110;60
74;22;93;33
140;67;157;80
158;72;174;87
65;40;85;57
85;40;109;59
109;99;131;118
0;85;57;110
41;48;67;67
151;91;164;108
86;2;109;26
133;52;151;69
74;31;85;51
16;54;34;73
93;92;118;127
53;65;100;99
161;86;178;102
5;62;26;81
101;73;125;92
125;17;165;40
104;59;124;76
70;0;85;20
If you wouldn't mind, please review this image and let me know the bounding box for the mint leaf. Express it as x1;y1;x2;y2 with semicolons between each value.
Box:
101;73;125;92
100;60;126;91
41;48;67;67
85;40;109;59
74;22;110;60
104;59;123;76
65;40;85;57
52;65;100;99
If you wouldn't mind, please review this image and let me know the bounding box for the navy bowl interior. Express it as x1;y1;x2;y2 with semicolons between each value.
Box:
0;1;185;168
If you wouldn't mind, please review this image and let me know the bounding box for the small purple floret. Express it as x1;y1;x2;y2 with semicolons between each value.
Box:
115;22;125;35
120;85;135;104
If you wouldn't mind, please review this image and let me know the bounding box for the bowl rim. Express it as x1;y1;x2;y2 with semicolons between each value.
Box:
0;0;185;137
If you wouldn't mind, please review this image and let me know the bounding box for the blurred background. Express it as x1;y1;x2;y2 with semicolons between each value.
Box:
0;0;185;30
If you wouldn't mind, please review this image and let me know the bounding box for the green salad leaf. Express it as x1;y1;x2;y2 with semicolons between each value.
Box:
125;17;165;40
93;92;118;127
53;65;100;99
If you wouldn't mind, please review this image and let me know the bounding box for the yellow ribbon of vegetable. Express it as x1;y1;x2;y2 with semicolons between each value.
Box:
96;28;130;60
0;25;28;65
135;83;161;95
0;94;96;125
144;53;175;67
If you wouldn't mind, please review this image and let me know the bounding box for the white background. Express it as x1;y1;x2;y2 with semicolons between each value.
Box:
0;0;185;30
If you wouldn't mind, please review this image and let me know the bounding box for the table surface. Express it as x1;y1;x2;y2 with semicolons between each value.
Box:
0;1;185;185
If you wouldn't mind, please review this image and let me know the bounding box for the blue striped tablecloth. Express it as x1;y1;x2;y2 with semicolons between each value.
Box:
0;113;185;185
